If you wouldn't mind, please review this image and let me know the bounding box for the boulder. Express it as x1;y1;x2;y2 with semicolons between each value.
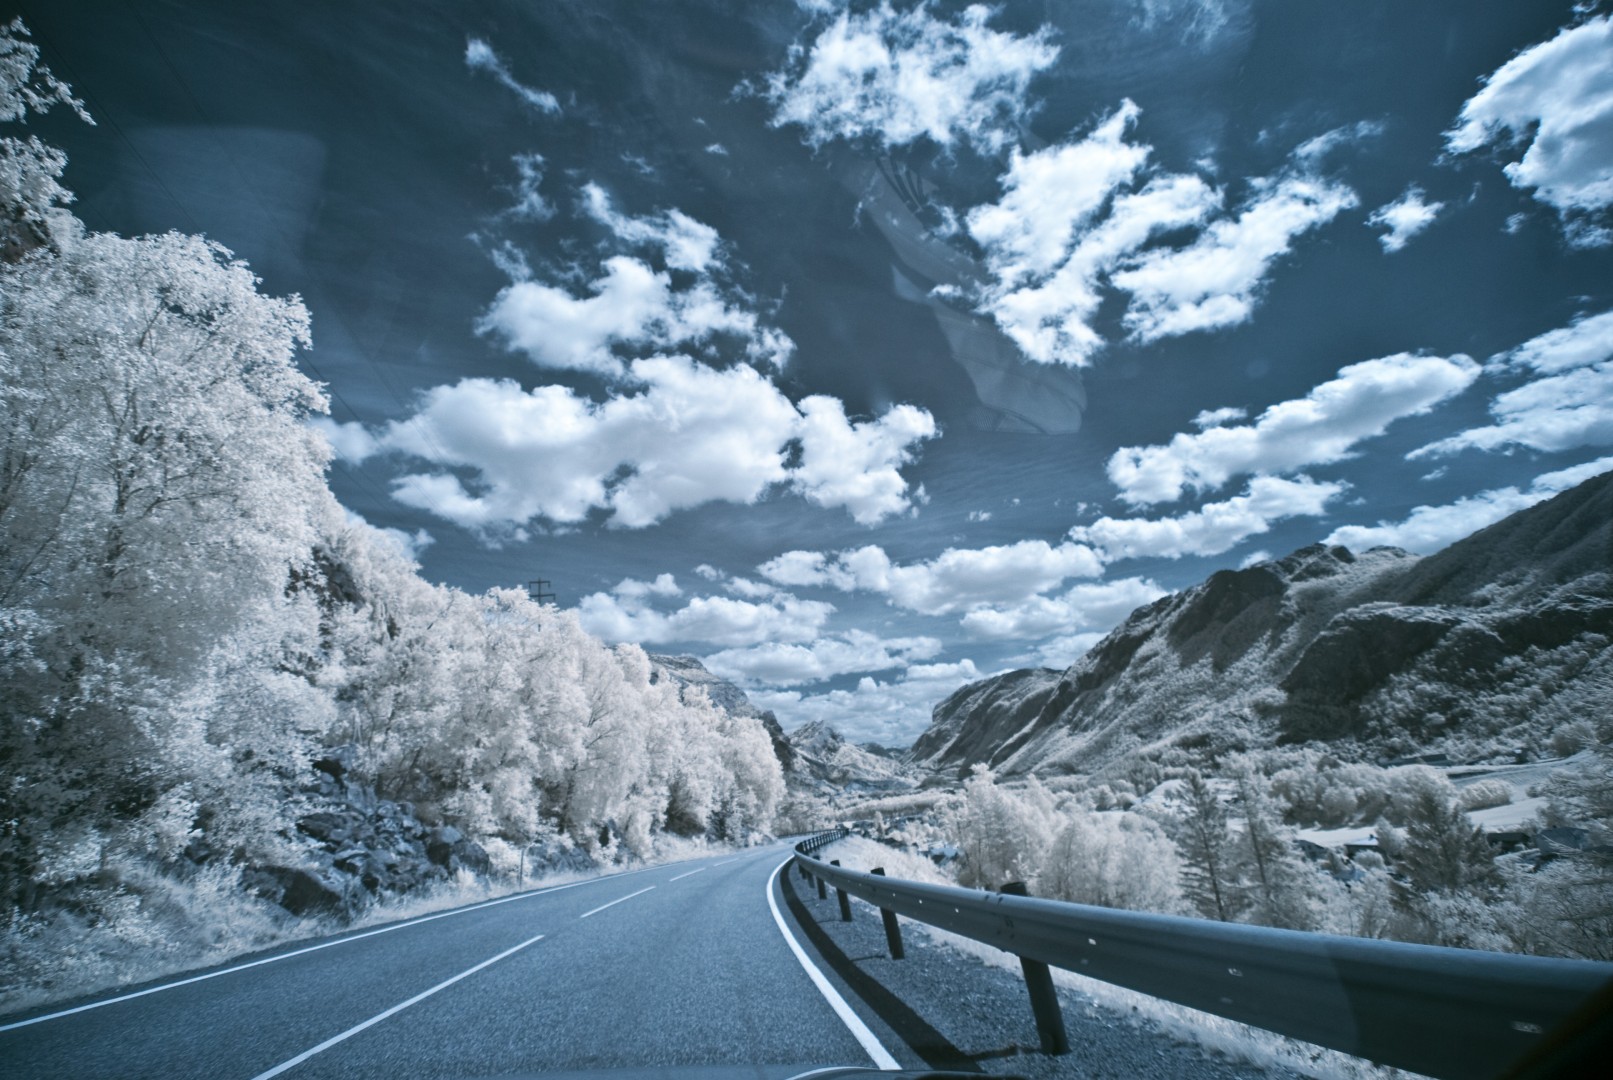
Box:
296;811;352;845
243;865;362;918
425;825;490;875
311;744;358;781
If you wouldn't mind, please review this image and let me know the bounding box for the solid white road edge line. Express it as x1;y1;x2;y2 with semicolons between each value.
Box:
765;857;901;1071
0;858;671;1033
246;932;546;1080
670;867;706;881
578;885;656;918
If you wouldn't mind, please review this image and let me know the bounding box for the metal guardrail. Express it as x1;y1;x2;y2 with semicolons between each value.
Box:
792;830;1613;1080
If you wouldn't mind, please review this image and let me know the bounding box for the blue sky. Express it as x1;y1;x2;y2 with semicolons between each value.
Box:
23;0;1613;745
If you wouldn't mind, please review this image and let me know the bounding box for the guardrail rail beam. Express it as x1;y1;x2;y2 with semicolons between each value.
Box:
791;830;1613;1077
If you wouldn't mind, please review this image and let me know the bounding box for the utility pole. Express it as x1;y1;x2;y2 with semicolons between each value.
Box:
527;578;556;605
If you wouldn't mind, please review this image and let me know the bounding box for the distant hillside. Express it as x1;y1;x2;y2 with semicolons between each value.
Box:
914;470;1613;776
788;720;922;794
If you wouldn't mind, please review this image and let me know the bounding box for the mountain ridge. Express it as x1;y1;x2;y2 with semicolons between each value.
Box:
913;470;1613;776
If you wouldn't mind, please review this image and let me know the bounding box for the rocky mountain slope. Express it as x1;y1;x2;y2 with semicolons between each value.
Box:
914;470;1613;776
788;720;922;794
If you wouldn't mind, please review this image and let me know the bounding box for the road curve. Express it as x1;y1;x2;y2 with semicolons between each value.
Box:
1;842;902;1079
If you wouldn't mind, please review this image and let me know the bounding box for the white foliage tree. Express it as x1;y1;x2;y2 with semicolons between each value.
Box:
1231;764;1323;930
1039;809;1185;913
0;29;351;975
948;766;1059;889
1;18;786;966
0;17;91;260
1169;768;1241;922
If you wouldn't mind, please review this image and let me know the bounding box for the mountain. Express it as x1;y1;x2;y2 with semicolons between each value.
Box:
647;654;793;770
914;471;1613;777
787;720;922;794
647;655;928;794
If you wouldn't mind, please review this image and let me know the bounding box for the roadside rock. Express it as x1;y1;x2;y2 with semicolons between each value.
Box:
242;865;364;918
426;825;491;875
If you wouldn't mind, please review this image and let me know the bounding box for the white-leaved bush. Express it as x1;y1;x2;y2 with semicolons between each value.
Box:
0;21;782;1005
1039;809;1185;914
947;766;1058;889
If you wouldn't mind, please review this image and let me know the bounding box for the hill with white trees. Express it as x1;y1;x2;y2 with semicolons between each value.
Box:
786;720;921;795
0;22;782;1007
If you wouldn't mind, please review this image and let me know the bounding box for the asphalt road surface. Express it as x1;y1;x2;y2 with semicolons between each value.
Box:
2;842;1296;1080
0;843;918;1079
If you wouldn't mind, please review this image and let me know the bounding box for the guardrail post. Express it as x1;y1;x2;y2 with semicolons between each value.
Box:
816;869;827;900
831;860;852;921
1001;882;1069;1055
871;868;904;959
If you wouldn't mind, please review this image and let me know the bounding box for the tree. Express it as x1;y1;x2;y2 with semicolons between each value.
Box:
1232;766;1321;930
1396;775;1496;894
1500;735;1613;959
0;20;789;988
1;21;335;917
1040;809;1184;913
0;17;91;260
1170;769;1240;922
948;766;1057;889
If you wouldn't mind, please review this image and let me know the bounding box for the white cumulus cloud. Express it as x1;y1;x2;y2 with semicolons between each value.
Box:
966;101;1150;287
1070;475;1345;560
388;189;933;534
1416;309;1613;457
751;659;985;746
959;577;1166;639
765;2;1059;154
1028;633;1104;669
1113;172;1358;343
1445;15;1613;244
792;398;938;524
611;573;682;601
964;102;1359;365
378;358;935;533
1106;353;1479;505
581;184;722;273
477;188;792;377
758;538;1106;615
465;38;560;115
1325;455;1613;554
313;417;380;463
576;587;834;648
383;361;796;530
703;629;942;687
1368;186;1444;252
1192;406;1247;430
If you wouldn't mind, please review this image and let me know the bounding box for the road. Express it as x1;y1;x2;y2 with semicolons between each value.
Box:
0;843;907;1079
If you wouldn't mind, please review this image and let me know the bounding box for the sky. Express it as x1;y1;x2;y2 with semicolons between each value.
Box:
18;0;1613;746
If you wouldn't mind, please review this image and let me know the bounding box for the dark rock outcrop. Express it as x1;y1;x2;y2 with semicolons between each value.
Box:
911;668;1062;771
242;865;363;918
236;746;527;921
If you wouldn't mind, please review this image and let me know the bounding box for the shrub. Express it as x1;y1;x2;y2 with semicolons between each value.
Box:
1457;778;1514;812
